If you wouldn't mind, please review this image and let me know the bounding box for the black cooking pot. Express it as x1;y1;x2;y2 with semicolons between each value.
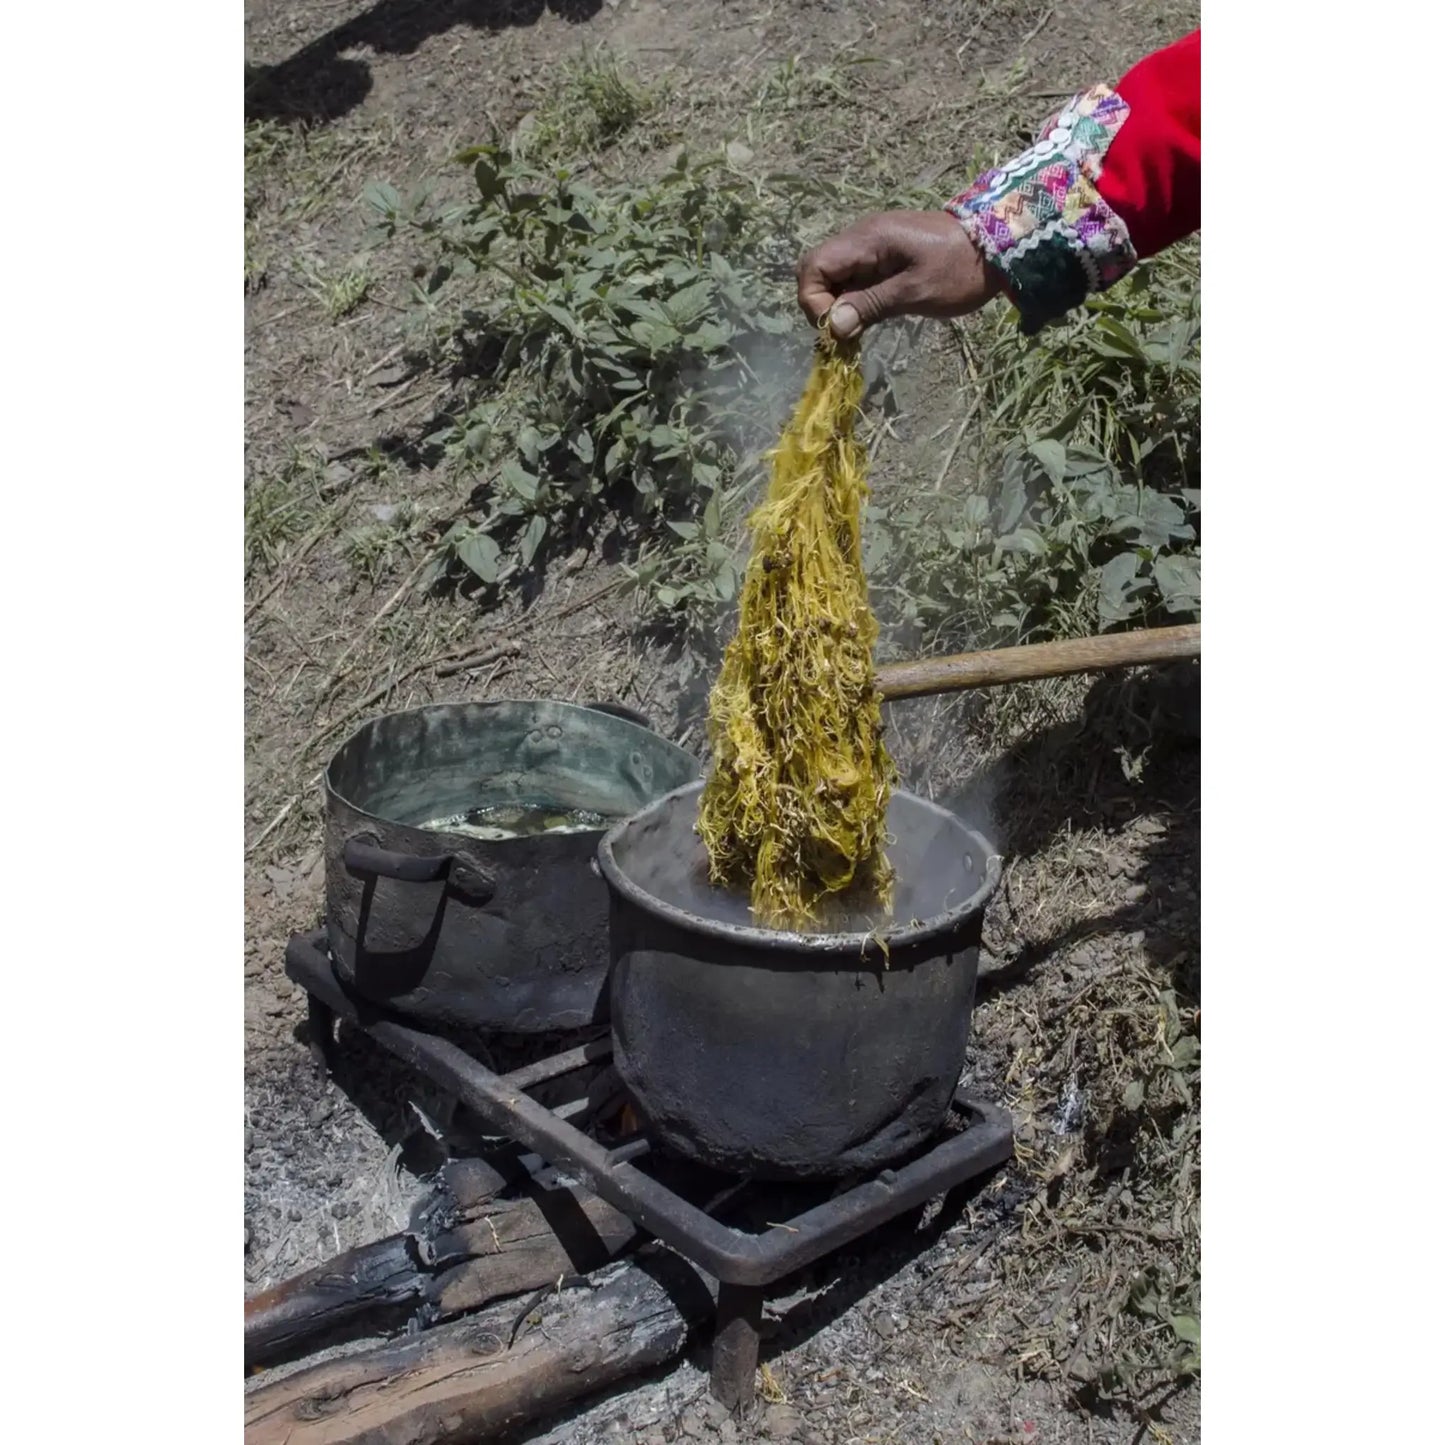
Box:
598;781;1001;1179
325;700;699;1033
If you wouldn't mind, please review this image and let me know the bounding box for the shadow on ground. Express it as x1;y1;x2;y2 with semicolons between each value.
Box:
493;1166;1022;1444
247;0;605;124
942;662;1201;1007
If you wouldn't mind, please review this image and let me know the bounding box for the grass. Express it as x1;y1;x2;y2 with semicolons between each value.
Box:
344;501;419;585
245;117;405;295
910;666;1202;1404
245;117;402;220
752;51;880;111
297;256;374;320
524;51;659;160
244;449;328;575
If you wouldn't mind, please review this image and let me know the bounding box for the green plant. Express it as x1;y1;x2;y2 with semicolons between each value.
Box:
870;251;1201;648
366;145;813;614
362;116;1198;654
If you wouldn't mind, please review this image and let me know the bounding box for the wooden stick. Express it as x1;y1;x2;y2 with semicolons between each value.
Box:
244;1252;715;1445
875;624;1200;702
432;641;522;679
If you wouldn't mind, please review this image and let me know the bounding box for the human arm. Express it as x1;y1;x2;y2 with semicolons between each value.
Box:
796;28;1201;339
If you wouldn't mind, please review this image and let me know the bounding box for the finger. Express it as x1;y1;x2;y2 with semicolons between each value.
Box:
797;262;843;328
796;226;887;323
796;249;838;324
830;270;918;339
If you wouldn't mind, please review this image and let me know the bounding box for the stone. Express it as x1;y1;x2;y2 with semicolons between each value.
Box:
762;1404;803;1439
264;864;296;898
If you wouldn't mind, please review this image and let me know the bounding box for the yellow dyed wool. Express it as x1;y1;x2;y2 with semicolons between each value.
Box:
696;332;895;928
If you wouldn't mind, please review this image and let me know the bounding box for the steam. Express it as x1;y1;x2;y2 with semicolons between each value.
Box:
884;691;1002;856
677;314;1004;843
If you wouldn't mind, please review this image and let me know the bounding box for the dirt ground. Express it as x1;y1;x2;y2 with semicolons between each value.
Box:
244;3;1201;1441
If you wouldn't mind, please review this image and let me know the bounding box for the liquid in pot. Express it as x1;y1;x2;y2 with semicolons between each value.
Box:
420;801;613;841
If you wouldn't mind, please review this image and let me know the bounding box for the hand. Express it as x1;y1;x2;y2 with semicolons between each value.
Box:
796;211;1005;340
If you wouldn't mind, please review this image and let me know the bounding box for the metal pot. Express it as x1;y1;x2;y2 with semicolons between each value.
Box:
598;782;1001;1180
325;700;699;1033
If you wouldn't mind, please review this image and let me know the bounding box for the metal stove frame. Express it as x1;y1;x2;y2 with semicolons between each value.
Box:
286;929;1013;1410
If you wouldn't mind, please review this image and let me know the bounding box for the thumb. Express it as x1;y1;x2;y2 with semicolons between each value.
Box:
829;272;915;340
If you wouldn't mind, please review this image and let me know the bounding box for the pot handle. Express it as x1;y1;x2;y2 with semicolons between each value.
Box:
584;700;654;731
343;834;496;902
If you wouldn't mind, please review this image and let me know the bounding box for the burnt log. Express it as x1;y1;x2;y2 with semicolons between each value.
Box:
246;1157;642;1371
419;1174;641;1317
244;1252;716;1445
245;1234;428;1370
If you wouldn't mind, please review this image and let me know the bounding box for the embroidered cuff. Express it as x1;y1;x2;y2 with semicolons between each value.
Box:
945;85;1137;334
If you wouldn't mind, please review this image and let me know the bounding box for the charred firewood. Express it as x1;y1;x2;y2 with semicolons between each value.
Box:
245;1155;641;1371
245;1233;427;1370
244;1250;716;1445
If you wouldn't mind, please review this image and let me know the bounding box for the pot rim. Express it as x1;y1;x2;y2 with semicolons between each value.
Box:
323;697;697;820
597;780;1002;955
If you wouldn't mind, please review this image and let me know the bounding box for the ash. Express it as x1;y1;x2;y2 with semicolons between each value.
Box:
245;1020;451;1292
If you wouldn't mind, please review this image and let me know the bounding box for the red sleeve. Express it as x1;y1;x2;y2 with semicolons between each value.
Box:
1095;29;1200;259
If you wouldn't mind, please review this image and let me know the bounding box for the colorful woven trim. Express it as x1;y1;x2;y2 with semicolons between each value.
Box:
945;84;1137;334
